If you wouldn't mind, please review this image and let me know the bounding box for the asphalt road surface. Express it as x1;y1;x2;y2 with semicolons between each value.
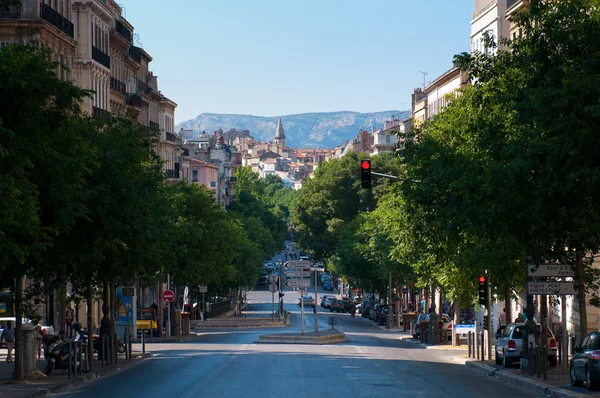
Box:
53;291;543;398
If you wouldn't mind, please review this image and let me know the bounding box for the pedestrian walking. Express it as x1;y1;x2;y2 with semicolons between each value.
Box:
33;319;44;359
65;305;74;338
1;322;15;362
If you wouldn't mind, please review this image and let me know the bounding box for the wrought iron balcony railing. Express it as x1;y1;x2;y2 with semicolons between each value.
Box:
126;93;143;108
92;46;110;69
115;19;132;42
136;78;152;95
149;121;160;131
165;132;177;142
40;3;73;38
92;106;110;118
0;5;20;18
127;46;142;63
110;77;126;95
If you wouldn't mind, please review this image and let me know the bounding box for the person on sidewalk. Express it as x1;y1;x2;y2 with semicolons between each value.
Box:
33;319;44;359
1;322;15;362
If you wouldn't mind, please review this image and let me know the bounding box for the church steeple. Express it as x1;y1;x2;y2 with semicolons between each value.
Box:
274;117;285;147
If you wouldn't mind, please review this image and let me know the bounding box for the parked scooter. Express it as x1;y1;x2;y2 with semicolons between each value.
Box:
44;334;76;375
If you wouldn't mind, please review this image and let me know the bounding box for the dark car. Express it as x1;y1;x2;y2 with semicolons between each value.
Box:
570;331;600;391
329;299;346;313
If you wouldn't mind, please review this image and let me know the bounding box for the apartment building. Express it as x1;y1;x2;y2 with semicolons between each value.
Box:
0;0;75;80
471;0;510;55
425;63;469;120
505;0;528;40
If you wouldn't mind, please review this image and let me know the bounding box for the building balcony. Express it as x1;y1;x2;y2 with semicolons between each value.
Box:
126;46;142;64
149;121;160;131
114;19;132;42
164;169;178;179
136;78;152;95
40;3;74;38
0;5;20;18
92;106;110;118
507;0;520;9
126;93;143;109
165;132;177;142
110;76;126;95
92;46;110;69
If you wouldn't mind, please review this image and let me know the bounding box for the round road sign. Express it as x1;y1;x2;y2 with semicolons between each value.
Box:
268;274;279;284
162;289;175;303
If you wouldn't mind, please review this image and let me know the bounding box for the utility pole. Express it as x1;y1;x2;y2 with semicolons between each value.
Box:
167;274;171;339
387;272;392;329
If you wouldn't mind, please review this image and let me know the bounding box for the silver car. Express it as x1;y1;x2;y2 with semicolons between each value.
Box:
495;323;558;368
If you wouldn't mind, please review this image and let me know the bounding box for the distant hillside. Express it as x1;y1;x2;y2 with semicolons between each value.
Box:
175;110;408;148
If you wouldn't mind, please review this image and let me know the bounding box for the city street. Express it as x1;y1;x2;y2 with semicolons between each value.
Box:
52;290;542;398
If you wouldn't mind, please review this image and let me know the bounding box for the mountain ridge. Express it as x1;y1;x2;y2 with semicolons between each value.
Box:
176;110;408;148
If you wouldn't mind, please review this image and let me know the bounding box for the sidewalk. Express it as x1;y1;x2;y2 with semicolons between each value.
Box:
388;327;598;398
0;347;150;398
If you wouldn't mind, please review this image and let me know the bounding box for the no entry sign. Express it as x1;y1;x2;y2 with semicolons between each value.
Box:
162;290;175;303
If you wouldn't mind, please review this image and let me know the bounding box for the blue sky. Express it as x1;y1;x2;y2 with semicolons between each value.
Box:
122;0;474;123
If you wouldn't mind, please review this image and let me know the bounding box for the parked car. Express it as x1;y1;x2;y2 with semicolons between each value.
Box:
495;323;557;368
298;296;315;307
570;331;600;391
329;299;346;313
320;296;335;308
0;317;33;347
412;314;428;339
322;279;333;291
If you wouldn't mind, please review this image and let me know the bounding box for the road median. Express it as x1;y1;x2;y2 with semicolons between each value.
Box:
255;328;349;345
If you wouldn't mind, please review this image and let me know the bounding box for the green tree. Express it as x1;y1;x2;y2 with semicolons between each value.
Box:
0;45;93;380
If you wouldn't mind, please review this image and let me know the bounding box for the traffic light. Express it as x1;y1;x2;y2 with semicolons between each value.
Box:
278;293;285;298
478;275;488;306
483;314;490;331
361;159;371;189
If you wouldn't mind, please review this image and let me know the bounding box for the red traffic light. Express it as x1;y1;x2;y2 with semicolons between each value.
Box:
478;275;486;283
361;160;371;170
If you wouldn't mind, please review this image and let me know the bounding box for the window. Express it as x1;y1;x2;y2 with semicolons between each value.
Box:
385;135;391;144
192;170;198;182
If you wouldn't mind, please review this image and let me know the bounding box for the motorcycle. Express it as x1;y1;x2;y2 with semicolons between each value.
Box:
79;330;125;354
44;335;77;375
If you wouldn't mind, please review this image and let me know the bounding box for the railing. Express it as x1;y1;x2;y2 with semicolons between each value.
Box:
136;78;152;95
472;0;497;20
164;169;178;179
165;132;177;142
126;93;143;108
115;19;132;42
92;46;110;69
110;77;126;95
149;121;160;131
0;5;20;18
507;0;521;10
40;3;74;38
127;46;142;63
92;106;110;118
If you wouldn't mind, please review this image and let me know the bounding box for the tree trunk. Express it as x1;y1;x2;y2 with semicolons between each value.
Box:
540;294;548;326
453;299;461;347
13;276;24;380
59;265;67;334
504;284;512;326
575;245;587;342
86;282;94;372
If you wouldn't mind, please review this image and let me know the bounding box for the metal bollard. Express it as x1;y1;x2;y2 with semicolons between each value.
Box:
481;332;485;361
68;340;73;378
142;330;146;354
528;342;534;376
468;332;472;357
543;344;547;381
77;340;82;375
124;332;129;360
129;334;133;359
114;334;118;364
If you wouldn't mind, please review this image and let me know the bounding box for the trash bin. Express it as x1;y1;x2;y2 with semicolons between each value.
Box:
402;312;417;332
181;312;190;336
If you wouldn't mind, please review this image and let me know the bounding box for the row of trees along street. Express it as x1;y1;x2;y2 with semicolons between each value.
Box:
291;0;600;341
0;44;291;380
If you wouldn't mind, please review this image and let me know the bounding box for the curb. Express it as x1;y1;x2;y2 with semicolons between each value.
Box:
466;361;588;398
255;334;349;345
192;321;286;329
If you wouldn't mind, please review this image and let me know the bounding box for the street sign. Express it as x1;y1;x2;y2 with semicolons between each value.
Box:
268;274;279;284
285;279;311;288
285;271;311;278
269;283;278;293
162;290;175;303
198;285;207;293
284;260;312;270
527;282;577;295
527;263;575;277
311;267;325;272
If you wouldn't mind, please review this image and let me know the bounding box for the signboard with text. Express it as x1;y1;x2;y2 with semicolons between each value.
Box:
527;282;576;295
527;263;575;277
285;279;311;288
